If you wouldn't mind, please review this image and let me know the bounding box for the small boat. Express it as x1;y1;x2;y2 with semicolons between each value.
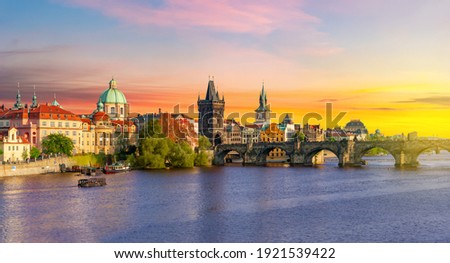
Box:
81;166;97;176
78;178;107;187
102;163;130;174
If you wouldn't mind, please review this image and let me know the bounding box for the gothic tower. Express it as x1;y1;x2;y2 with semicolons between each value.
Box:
254;82;270;126
198;78;225;147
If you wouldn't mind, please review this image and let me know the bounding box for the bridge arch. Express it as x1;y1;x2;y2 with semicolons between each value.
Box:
304;147;341;166
354;144;400;166
412;144;450;166
256;144;294;165
213;145;247;165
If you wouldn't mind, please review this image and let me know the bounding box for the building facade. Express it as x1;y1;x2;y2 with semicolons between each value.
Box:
260;123;286;158
0;127;31;163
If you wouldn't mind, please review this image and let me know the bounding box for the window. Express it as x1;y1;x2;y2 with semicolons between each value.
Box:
8;146;11;151
43;130;47;136
50;122;55;127
82;141;84;145
65;122;69;128
87;141;89;146
16;146;19;150
72;140;76;144
111;107;115;114
120;107;124;115
6;121;9;126
65;131;69;135
0;122;3;127
73;131;77;136
72;122;77;128
42;121;47;126
58;122;62;128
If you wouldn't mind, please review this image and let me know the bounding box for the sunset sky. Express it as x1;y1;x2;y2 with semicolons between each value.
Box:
1;0;449;137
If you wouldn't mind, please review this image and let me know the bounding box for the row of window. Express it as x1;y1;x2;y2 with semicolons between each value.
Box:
7;145;27;151
0;121;10;127
42;121;79;128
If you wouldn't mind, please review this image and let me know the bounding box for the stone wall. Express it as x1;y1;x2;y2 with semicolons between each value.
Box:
0;156;78;177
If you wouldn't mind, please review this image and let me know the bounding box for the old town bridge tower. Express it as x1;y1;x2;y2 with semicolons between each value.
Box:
198;78;225;147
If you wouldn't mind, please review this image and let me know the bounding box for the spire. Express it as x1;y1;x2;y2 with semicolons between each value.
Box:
97;98;104;112
205;78;220;101
51;93;61;107
31;85;38;108
14;83;23;109
255;82;269;112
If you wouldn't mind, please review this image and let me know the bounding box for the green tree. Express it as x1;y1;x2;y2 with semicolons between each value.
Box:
30;147;40;159
198;135;212;150
168;141;195;168
22;149;29;160
137;137;170;169
0;149;3;155
293;131;306;142
195;135;212;166
41;134;74;156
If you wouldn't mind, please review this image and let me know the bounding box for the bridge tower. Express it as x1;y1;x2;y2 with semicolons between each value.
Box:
198;77;225;147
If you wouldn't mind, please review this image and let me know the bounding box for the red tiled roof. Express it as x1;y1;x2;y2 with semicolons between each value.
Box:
92;111;110;121
27;105;81;121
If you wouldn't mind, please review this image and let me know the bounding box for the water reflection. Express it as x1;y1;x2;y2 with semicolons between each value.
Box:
2;154;450;242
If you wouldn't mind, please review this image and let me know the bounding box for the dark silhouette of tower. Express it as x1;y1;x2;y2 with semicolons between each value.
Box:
198;78;225;147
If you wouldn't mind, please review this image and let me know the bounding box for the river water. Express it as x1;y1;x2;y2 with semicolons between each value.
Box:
1;153;450;243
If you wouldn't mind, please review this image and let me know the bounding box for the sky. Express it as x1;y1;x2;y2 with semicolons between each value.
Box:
1;0;449;137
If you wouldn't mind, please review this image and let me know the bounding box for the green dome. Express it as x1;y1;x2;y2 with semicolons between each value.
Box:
99;78;127;104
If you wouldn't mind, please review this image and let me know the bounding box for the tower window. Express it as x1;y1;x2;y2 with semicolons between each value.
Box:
111;107;115;114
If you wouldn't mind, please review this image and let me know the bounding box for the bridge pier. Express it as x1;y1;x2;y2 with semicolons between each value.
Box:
394;152;419;167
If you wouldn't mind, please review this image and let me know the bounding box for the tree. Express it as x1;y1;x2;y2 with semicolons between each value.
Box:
168;141;195;168
137;137;170;169
293;131;306;142
0;149;3;155
30;147;40;159
41;134;74;156
195;135;212;166
198;135;212;150
22;149;29;161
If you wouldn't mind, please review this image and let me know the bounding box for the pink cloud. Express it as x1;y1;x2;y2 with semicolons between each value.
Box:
57;0;319;34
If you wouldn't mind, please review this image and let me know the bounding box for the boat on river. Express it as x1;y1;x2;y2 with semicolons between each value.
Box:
78;178;106;187
102;163;130;174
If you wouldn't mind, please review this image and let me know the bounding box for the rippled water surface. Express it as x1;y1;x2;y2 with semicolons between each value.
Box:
2;153;450;242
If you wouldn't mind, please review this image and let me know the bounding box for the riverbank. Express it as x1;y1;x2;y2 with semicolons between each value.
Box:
0;156;77;177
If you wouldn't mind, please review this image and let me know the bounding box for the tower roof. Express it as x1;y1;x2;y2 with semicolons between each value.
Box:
255;82;269;112
205;79;221;101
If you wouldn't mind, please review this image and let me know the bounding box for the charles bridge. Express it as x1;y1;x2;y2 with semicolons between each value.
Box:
213;140;450;167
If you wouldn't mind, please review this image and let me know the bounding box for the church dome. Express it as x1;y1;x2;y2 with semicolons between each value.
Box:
99;78;127;104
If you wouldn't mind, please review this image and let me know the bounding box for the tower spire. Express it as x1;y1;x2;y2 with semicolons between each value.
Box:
31;85;38;108
14;83;23;109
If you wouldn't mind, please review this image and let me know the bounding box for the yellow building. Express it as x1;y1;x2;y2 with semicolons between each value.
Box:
0;127;31;163
260;123;285;158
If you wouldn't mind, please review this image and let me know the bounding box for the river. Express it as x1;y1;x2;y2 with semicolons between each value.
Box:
1;153;450;242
